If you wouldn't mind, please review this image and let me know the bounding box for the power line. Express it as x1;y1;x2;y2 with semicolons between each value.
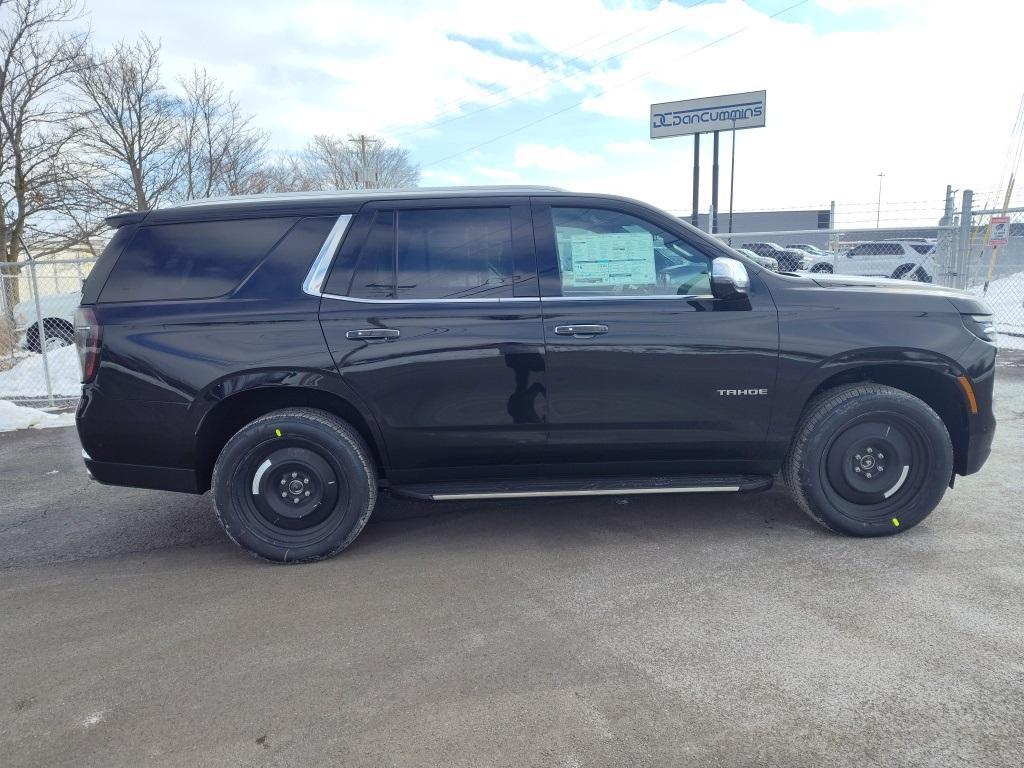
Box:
421;0;811;170
387;0;716;141
383;26;648;136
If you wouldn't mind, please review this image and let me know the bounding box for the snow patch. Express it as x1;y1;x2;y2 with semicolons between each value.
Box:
0;400;76;433
0;345;81;398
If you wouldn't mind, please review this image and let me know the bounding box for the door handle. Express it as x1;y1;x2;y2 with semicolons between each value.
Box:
346;328;400;341
554;324;609;337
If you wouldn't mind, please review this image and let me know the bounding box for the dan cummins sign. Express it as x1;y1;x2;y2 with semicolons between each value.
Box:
650;90;767;139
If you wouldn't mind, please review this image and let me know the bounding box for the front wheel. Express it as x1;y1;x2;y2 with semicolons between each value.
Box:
212;408;377;563
784;384;953;536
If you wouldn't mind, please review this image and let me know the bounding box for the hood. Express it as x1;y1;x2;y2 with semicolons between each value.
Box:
809;273;992;314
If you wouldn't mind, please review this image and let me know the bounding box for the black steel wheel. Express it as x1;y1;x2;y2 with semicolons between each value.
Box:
212;408;377;563
26;318;74;353
810;263;833;273
891;263;918;281
784;383;953;536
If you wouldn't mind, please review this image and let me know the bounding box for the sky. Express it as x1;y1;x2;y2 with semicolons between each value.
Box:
79;0;1022;225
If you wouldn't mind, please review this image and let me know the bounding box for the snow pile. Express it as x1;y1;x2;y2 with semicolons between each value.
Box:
0;400;76;433
0;345;81;398
971;272;1024;351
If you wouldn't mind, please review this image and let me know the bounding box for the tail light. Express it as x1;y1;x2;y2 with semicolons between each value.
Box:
74;307;102;383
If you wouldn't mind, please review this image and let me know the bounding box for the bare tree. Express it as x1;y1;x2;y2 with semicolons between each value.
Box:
74;35;179;212
177;67;269;199
0;0;91;318
300;133;419;190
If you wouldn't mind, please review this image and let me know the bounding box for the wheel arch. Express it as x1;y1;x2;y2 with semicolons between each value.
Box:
194;383;387;493
803;362;970;475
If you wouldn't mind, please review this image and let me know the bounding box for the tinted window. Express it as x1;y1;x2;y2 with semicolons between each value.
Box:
552;208;711;297
237;216;338;298
910;243;933;254
396;208;513;299
99;218;295;302
81;224;137;304
348;211;395;299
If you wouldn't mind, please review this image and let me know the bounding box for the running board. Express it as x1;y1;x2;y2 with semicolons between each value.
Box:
390;475;773;501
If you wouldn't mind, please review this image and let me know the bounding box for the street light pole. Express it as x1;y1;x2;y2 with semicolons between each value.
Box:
876;171;885;228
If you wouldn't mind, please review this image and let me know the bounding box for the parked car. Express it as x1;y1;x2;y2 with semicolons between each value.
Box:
75;187;996;563
786;244;837;273
740;242;810;272
735;248;779;272
835;240;937;281
13;290;80;352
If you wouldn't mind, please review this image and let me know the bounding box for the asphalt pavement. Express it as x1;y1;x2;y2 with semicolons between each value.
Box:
1;367;1022;767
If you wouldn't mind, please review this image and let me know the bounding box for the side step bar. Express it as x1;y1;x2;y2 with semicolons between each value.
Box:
390;475;773;502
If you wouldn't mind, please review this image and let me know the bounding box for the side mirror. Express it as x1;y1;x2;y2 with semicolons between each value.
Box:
711;257;750;299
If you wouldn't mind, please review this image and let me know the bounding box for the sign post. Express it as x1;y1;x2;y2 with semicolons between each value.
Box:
650;90;766;232
990;215;1010;247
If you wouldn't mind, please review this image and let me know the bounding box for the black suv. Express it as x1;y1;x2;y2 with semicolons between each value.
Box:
75;187;997;563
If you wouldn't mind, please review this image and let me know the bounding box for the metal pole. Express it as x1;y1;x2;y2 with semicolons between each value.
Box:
711;131;720;234
876;171;885;228
728;125;736;234
958;189;973;290
691;133;700;227
27;259;55;408
829;200;837;258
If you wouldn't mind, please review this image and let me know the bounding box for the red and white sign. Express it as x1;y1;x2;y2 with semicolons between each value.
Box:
990;215;1010;247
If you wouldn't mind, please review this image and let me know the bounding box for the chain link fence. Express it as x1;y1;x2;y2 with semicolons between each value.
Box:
1;256;97;407
957;203;1024;346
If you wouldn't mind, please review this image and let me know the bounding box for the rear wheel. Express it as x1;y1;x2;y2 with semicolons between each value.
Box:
891;263;922;281
810;263;833;273
26;318;74;353
212;408;377;563
784;384;953;536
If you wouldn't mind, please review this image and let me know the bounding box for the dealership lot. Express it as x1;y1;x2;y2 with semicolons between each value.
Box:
0;365;1022;767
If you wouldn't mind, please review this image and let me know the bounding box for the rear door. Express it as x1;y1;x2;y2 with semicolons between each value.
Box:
318;197;546;475
533;197;779;471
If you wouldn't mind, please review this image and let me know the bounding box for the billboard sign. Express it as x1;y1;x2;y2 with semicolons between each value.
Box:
650;90;766;139
989;215;1010;246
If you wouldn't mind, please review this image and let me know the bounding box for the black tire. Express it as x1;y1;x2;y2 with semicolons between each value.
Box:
891;263;917;281
784;383;953;536
212;408;377;563
26;318;74;353
810;263;833;273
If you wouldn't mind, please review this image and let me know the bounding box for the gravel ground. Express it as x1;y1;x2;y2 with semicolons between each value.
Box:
1;367;1022;767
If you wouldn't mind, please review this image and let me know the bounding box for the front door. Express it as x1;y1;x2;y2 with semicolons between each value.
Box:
532;198;780;473
318;198;546;475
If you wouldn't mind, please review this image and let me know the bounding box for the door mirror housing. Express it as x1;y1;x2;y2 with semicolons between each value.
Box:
711;257;750;299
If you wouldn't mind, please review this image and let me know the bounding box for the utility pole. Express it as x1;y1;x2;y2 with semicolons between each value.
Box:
711;131;720;234
691;134;700;227
349;134;379;189
876;171;885;228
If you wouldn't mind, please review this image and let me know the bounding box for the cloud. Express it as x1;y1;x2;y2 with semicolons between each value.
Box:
473;166;521;182
514;143;604;172
79;0;1024;217
605;140;655;156
421;170;468;185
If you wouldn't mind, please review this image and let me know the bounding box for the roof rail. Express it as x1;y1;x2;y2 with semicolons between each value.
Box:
169;185;567;209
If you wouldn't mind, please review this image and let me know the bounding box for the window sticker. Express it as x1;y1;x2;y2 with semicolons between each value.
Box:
564;232;656;287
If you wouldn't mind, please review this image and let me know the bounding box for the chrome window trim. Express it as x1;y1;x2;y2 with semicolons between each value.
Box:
301;214;354;298
544;293;713;301
317;292;712;304
304;211;712;304
319;292;537;304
